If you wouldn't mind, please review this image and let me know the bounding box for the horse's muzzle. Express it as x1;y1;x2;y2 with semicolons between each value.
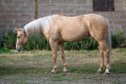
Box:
16;44;23;52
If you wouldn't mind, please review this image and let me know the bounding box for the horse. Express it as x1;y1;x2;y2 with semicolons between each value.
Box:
15;14;111;74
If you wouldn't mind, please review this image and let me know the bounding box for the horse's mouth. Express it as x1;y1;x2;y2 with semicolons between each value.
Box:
16;44;23;52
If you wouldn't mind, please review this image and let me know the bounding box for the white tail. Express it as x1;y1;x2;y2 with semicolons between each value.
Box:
106;18;112;53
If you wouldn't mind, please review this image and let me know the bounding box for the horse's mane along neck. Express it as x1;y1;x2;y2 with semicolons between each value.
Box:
24;16;52;37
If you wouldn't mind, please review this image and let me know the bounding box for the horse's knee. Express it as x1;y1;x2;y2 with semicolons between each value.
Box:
103;48;110;57
52;55;56;59
105;49;110;55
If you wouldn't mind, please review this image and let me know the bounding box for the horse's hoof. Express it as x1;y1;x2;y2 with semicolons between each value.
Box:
63;68;67;76
51;70;56;74
104;69;110;75
97;69;102;74
104;71;110;75
63;68;67;72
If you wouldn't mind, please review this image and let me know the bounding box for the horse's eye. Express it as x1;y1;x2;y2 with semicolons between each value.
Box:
17;36;20;39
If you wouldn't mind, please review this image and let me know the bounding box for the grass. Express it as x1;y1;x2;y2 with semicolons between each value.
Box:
0;48;126;83
0;48;10;54
0;49;126;75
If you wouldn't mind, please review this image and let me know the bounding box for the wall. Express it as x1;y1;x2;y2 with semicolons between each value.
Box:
0;0;34;32
0;0;126;33
38;0;92;16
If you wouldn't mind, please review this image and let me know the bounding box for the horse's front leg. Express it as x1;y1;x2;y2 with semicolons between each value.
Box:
58;43;67;73
49;40;58;73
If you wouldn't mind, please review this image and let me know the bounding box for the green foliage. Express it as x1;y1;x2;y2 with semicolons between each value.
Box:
64;37;97;50
3;30;16;49
1;30;126;50
112;30;126;48
0;48;10;54
24;33;50;50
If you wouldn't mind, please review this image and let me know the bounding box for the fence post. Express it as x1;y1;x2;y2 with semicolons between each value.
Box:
34;0;38;19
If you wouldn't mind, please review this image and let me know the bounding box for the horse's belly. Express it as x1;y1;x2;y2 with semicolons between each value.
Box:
61;28;89;42
63;34;88;42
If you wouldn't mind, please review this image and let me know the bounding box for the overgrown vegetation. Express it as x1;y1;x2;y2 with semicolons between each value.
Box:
3;30;16;49
0;30;126;50
64;37;97;50
24;33;50;50
112;30;126;48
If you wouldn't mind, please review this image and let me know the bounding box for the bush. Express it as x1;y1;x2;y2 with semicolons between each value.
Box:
112;30;126;48
2;30;16;49
24;33;50;50
1;30;126;50
64;37;97;50
0;35;4;48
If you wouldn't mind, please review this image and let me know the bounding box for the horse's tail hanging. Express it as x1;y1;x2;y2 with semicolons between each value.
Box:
106;18;112;53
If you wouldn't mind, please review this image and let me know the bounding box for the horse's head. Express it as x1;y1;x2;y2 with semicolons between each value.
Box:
15;28;28;52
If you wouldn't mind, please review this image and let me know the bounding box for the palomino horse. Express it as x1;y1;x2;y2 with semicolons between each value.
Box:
15;14;111;74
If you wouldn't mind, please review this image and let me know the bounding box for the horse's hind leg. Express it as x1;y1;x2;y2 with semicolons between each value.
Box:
58;43;67;73
49;40;58;73
97;47;104;73
98;40;110;74
104;48;110;74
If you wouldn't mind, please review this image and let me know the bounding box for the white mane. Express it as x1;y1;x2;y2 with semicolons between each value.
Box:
24;16;53;35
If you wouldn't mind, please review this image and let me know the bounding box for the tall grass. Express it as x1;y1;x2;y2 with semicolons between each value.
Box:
1;30;126;50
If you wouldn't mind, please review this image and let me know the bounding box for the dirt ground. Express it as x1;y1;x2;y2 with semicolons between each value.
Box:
0;73;126;84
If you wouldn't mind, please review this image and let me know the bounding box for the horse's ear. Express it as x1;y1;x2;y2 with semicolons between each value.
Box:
15;28;23;32
15;28;19;32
